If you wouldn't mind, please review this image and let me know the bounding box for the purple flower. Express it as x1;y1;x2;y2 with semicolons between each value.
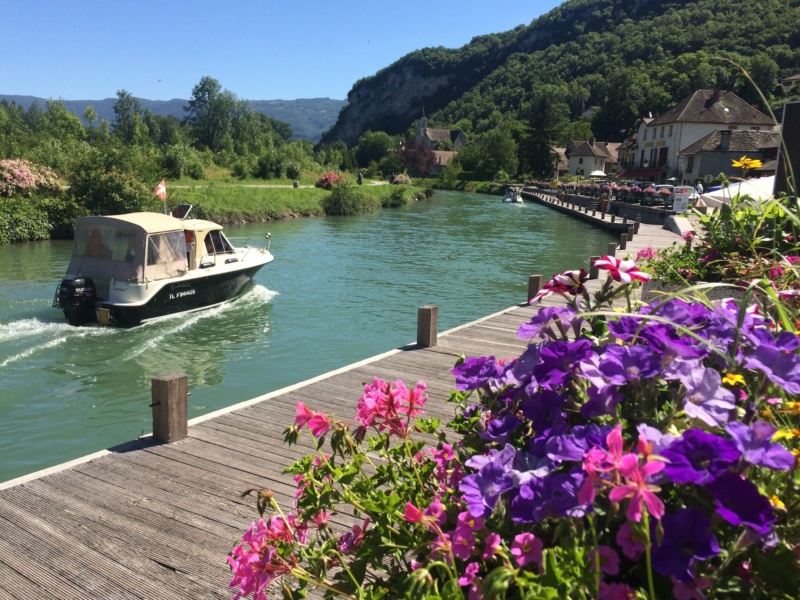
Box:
451;525;476;560
606;316;646;342
651;508;720;583
461;445;517;518
580;384;624;418
534;339;594;389
517;305;580;340
521;390;568;432
662;429;740;485
546;423;610;463
678;365;737;426
597;344;661;384
534;470;588;521
510;478;543;523
480;413;523;442
451;356;504;391
725;421;795;470
745;345;800;394
707;472;776;534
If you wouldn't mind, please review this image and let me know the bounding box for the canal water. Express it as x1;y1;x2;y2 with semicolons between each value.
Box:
0;190;616;483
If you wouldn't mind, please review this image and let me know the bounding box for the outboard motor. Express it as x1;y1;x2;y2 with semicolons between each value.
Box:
53;277;98;326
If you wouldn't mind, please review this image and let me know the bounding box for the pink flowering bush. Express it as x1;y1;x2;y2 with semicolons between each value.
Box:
314;171;345;190
230;251;800;599
0;159;60;198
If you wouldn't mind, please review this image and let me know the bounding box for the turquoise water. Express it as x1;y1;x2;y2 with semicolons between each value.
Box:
0;191;616;482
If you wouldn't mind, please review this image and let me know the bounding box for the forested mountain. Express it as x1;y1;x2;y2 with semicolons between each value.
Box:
321;0;800;146
0;95;345;143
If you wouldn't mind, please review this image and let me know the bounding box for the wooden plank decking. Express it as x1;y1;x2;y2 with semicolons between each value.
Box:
0;206;684;599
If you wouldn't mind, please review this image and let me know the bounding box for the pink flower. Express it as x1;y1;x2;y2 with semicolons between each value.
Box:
457;511;484;532
587;545;620;575
682;231;696;242
458;561;481;586
452;526;476;560
608;454;665;522
307;413;332;437
616;521;645;560
482;532;502;560
337;518;370;554
510;532;543;568
672;576;713;600
599;582;638;599
636;247;658;261
593;255;651;283
404;502;423;523
294;401;315;427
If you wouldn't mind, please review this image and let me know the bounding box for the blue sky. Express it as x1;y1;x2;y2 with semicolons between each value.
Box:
2;1;562;102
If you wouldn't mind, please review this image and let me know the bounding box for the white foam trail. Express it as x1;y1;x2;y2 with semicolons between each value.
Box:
121;285;278;360
0;335;69;368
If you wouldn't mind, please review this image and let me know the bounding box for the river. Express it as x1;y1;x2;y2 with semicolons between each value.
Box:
0;190;615;483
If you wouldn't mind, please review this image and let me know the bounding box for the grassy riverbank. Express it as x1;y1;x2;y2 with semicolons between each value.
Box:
154;181;430;224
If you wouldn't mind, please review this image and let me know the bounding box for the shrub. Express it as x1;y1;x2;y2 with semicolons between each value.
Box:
285;163;301;180
319;183;380;215
383;186;410;208
315;171;346;190
392;174;412;185
0;159;60;198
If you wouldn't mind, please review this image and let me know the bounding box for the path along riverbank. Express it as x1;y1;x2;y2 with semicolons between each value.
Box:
0;200;685;599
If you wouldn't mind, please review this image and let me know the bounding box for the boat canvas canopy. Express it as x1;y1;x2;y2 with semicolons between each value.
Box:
67;214;188;283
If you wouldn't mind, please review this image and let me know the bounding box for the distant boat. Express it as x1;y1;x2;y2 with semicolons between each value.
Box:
502;187;523;203
53;206;274;327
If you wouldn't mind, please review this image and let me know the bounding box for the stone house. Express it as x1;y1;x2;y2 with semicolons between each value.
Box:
564;139;620;177
618;89;776;184
781;73;800;93
678;130;780;181
415;117;468;151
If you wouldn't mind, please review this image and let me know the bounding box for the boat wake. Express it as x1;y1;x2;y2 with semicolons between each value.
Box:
0;286;278;369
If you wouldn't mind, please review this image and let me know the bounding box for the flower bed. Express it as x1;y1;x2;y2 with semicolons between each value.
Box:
228;248;800;599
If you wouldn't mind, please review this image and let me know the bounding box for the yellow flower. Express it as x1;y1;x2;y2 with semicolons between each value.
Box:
731;156;763;170
781;402;800;415
722;372;746;386
770;495;786;511
773;428;800;441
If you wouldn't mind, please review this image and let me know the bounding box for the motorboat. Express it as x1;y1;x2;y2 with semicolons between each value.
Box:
502;187;523;203
53;205;274;327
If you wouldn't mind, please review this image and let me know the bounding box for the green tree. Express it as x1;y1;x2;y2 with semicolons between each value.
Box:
519;89;568;178
480;127;518;178
354;131;395;168
183;76;236;153
112;90;143;144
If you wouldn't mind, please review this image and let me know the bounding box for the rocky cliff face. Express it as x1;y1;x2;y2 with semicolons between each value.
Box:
322;66;457;147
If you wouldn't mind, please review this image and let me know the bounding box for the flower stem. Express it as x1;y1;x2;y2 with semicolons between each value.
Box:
642;512;657;600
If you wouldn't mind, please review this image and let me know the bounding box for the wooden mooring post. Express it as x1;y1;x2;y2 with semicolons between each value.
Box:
417;305;438;348
589;256;600;279
527;274;543;304
619;233;628;250
151;374;188;443
607;242;617;256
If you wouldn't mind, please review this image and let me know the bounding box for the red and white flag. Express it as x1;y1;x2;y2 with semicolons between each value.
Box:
154;180;167;200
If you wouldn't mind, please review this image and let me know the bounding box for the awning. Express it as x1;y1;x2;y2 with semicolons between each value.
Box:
617;168;663;179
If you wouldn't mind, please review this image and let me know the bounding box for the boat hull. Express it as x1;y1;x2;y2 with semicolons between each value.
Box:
100;263;265;327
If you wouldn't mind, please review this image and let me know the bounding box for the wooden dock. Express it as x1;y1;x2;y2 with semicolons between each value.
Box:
0;206;685;599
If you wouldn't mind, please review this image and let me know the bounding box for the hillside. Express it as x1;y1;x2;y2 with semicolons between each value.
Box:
321;0;800;146
0;95;346;143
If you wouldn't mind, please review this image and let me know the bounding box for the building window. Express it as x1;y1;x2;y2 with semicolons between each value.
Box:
643;130;647;141
687;156;695;172
668;125;673;136
728;125;738;130
579;157;583;164
751;126;761;131
660;126;665;138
